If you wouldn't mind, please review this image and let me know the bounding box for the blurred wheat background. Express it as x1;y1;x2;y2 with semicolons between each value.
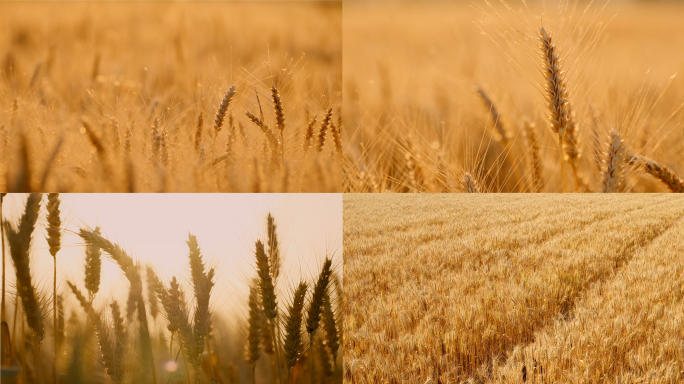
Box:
0;1;342;192
343;0;684;192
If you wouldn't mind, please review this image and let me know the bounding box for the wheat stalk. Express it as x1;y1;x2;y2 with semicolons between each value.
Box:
46;193;61;384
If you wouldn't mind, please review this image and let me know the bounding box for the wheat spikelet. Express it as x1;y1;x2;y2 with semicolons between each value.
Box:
4;193;44;340
317;108;333;153
214;86;236;135
540;27;571;192
462;172;480;193
475;85;511;145
523;122;544;192
302;114;318;151
627;152;684;193
284;282;307;370
600;130;626;193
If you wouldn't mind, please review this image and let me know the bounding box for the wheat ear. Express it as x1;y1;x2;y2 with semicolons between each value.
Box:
627;152;684;193
187;234;215;383
214;86;236;136
255;240;282;383
246;281;262;384
4;193;43;340
306;258;333;384
302;114;318;152
4;193;44;383
267;213;281;282
322;290;339;367
600;130;626;193
462;172;481;193
475;85;511;145
46;193;61;384
194;112;204;155
523;122;544;192
540;27;571;193
284;282;307;377
317;108;333;153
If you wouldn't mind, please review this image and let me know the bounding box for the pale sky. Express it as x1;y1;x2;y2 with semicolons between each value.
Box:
2;193;342;326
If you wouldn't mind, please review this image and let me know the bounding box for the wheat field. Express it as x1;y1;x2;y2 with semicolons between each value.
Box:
344;194;684;383
1;193;343;384
0;1;342;192
343;1;684;193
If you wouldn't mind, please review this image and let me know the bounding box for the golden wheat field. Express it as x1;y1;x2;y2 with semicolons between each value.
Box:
1;193;343;384
343;0;684;193
344;194;684;383
0;1;342;192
